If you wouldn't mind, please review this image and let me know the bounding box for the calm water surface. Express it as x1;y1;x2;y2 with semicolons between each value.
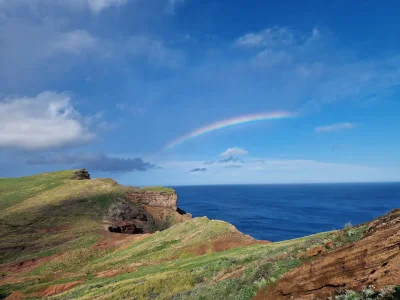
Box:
172;183;400;242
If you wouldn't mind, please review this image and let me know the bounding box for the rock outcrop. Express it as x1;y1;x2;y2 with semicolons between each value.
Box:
106;200;148;221
126;190;178;210
108;223;140;234
71;169;91;180
255;209;400;300
104;190;191;234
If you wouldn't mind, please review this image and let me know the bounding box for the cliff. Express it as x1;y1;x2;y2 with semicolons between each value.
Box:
0;170;398;300
127;189;178;209
105;186;191;233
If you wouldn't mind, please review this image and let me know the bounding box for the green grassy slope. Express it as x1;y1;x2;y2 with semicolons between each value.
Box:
0;171;368;300
0;170;135;264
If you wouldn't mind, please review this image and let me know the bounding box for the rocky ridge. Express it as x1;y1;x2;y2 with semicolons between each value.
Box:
255;209;400;299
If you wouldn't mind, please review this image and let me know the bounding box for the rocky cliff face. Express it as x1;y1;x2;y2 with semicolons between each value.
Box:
104;189;191;234
255;209;400;300
126;190;178;210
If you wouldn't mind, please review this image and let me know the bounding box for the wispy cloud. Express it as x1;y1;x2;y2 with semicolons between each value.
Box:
134;157;399;186
219;156;244;164
190;168;207;173
220;147;248;157
88;0;129;13
27;152;157;172
234;27;295;48
315;122;355;133
126;35;186;69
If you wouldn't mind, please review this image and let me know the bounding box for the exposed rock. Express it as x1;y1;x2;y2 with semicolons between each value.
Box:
107;223;141;234
105;200;147;221
177;207;188;215
120;189;192;232
142;205;192;231
105;193;191;234
120;223;137;234
71;169;90;180
305;245;326;257
256;209;400;300
325;241;335;249
108;225;121;233
127;190;178;210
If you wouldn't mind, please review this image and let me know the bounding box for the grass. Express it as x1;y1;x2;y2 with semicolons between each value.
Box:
138;186;176;194
0;170;135;264
43;224;363;300
0;170;372;300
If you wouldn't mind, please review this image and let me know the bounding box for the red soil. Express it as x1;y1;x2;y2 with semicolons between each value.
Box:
254;209;400;300
181;231;269;256
35;280;85;298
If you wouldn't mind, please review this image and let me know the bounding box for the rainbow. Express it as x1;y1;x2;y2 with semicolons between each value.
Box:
165;111;296;150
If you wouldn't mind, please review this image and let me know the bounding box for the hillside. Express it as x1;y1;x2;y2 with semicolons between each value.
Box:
0;171;399;300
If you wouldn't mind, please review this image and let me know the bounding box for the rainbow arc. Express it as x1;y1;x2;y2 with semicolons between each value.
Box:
164;111;296;150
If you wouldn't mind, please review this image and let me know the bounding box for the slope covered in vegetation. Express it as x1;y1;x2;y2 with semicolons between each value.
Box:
0;171;398;300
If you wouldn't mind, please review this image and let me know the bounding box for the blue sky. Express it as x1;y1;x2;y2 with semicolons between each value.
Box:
0;0;400;185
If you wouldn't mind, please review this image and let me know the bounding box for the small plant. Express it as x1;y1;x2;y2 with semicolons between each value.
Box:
335;290;361;300
344;222;353;230
334;286;399;300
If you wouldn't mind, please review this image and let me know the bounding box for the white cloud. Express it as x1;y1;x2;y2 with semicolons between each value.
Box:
0;92;94;150
220;147;249;157
51;30;98;54
315;122;355;133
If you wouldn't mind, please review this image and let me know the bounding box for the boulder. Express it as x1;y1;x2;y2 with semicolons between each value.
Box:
305;245;326;257
71;169;90;180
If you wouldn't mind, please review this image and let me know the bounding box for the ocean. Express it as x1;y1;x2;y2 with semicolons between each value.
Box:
172;183;400;242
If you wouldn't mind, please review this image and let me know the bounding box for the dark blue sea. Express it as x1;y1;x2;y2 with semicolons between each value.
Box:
172;183;400;242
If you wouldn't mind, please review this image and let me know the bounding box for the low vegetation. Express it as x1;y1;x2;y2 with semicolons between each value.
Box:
0;171;381;299
138;186;176;194
333;286;400;300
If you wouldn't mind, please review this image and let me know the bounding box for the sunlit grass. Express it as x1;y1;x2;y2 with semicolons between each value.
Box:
0;170;371;300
